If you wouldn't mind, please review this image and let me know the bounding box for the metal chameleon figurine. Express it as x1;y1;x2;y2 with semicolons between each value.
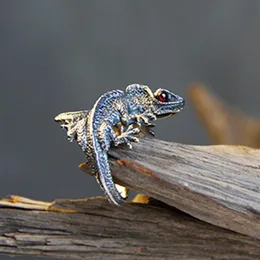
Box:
55;84;185;205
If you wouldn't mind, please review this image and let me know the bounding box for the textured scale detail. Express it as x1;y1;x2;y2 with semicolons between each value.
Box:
55;84;185;206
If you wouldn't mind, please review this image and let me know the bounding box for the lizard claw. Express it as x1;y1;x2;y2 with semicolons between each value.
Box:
147;123;155;127
148;128;155;136
113;124;140;148
126;124;134;131
127;142;132;149
125;136;139;149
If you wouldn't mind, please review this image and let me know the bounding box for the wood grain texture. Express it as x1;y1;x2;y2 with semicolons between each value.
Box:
106;138;260;239
0;197;260;259
1;138;260;259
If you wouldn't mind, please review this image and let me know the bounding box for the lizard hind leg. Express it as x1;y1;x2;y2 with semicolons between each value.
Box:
55;110;90;143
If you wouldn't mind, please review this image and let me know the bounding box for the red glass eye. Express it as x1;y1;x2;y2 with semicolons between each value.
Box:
157;91;168;102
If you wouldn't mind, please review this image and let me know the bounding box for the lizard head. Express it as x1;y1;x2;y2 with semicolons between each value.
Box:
151;88;185;119
125;84;185;119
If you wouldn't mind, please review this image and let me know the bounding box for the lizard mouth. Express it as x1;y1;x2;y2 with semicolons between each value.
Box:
157;113;175;119
157;107;184;119
172;107;184;114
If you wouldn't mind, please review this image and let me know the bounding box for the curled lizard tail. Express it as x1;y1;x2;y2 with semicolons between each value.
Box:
95;149;125;206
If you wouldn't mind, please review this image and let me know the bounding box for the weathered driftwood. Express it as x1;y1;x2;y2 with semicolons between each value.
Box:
106;138;260;239
189;82;260;148
0;196;260;259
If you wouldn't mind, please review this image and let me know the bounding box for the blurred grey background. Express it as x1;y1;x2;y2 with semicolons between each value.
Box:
1;1;260;259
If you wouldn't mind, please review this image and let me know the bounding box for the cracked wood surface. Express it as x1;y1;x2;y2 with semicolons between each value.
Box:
0;196;260;259
104;138;260;239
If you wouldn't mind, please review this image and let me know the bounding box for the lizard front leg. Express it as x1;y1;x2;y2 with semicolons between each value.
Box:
55;110;90;142
118;104;156;138
97;121;140;151
115;124;140;149
135;111;157;127
118;103;156;127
